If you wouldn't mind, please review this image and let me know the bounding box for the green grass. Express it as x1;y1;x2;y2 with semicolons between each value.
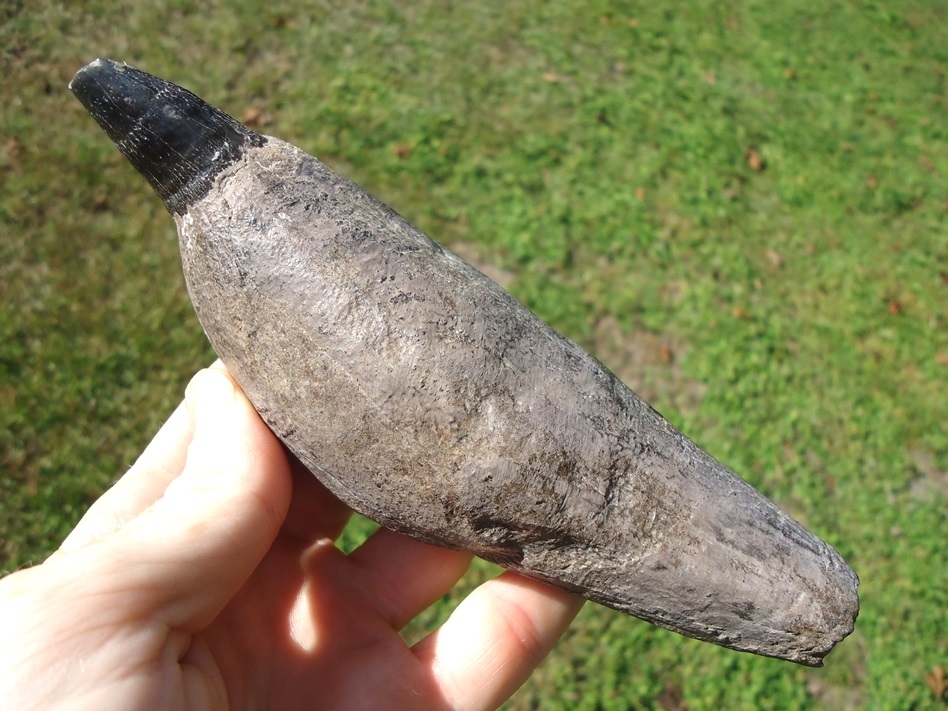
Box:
2;1;946;708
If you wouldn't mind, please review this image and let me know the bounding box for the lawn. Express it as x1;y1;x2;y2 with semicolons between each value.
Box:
1;1;946;708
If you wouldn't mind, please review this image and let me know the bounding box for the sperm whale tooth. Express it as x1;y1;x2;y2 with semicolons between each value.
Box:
71;58;859;666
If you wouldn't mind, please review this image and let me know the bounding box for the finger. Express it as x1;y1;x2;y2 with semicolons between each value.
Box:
347;528;472;629
57;398;192;553
414;571;584;711
85;367;293;631
58;361;230;554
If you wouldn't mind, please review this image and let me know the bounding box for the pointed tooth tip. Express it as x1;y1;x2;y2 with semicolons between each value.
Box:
68;58;177;147
69;58;126;104
69;57;107;83
69;57;113;84
69;58;266;215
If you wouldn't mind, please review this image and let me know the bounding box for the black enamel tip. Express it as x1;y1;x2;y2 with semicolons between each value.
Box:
70;58;265;215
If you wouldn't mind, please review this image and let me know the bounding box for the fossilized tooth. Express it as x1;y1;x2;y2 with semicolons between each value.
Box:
70;58;858;666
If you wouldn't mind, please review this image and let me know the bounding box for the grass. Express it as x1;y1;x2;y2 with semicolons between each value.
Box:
2;0;946;707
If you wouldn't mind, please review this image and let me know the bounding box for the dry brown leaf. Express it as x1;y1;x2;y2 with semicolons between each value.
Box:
657;680;687;711
4;137;22;171
242;107;271;130
745;146;764;172
925;666;947;701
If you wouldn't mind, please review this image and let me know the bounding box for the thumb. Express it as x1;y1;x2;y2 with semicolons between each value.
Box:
95;366;293;632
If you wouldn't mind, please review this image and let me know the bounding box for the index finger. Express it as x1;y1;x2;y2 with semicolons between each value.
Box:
57;361;235;553
56;396;193;553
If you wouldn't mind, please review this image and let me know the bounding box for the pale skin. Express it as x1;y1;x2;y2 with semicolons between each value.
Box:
0;364;584;710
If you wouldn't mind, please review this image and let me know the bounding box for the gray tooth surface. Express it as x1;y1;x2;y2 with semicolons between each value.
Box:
71;58;859;666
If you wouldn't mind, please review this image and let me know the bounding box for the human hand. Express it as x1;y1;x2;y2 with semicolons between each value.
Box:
0;364;583;710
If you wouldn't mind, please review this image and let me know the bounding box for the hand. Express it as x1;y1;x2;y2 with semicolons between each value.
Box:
0;364;583;710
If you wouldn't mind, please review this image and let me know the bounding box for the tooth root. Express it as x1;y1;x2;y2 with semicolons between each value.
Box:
71;59;859;666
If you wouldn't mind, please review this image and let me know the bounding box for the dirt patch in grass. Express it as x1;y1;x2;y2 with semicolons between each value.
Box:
908;449;948;502
591;315;707;419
